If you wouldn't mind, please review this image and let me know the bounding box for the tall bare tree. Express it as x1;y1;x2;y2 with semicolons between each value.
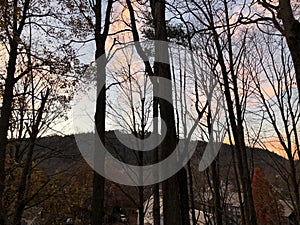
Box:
152;1;183;224
166;0;258;223
91;1;113;224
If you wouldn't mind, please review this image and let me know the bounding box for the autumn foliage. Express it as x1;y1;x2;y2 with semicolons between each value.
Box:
252;167;284;225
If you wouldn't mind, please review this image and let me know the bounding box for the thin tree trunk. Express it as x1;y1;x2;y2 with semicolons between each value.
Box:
153;93;160;225
124;2;160;223
138;97;146;225
210;4;257;223
187;161;197;225
13;90;50;225
207;107;222;225
211;159;222;225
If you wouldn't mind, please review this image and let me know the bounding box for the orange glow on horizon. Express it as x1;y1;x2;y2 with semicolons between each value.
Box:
222;135;293;159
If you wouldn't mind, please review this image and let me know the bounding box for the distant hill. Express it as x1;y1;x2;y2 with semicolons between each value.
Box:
31;131;291;192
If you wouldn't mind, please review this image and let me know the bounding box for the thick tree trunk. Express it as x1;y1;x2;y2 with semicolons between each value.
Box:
287;155;300;225
92;1;113;224
92;172;105;225
153;1;181;224
178;168;190;225
153;183;160;225
0;38;18;225
93;44;106;225
278;0;300;99
93;50;106;224
231;143;246;225
138;185;144;225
